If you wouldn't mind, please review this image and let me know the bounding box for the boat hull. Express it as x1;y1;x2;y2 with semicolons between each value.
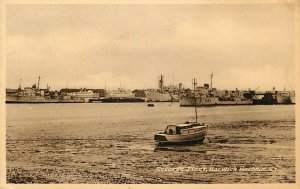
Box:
154;130;207;144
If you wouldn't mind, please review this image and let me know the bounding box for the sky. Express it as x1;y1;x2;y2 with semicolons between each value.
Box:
6;4;295;91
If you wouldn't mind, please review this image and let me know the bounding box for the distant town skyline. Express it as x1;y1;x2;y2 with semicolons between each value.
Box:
6;4;296;91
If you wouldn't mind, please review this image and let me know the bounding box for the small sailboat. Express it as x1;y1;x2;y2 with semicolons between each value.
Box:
154;78;208;144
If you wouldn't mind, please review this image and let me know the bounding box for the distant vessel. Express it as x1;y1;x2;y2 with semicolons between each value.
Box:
147;103;154;107
252;92;277;105
145;90;173;102
180;95;253;106
89;88;145;103
59;95;85;103
6;95;59;103
276;90;291;104
89;97;145;103
179;73;252;106
290;91;296;104
63;89;99;102
106;88;136;98
154;78;208;144
145;75;178;102
6;77;60;103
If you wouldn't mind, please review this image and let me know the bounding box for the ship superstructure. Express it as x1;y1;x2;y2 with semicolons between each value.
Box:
145;75;179;102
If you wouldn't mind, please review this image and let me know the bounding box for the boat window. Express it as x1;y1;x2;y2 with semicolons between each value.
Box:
168;129;174;135
181;129;187;134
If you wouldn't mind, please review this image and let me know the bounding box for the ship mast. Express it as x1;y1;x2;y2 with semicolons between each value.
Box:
18;78;22;90
193;78;198;123
37;76;40;90
210;72;213;91
105;82;107;96
159;75;164;92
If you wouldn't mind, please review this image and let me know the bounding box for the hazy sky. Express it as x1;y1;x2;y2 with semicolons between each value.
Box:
6;4;295;90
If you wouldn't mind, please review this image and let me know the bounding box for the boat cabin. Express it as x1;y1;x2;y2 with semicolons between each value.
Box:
165;125;178;135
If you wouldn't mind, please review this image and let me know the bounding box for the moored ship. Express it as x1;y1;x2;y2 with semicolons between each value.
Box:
6;95;59;103
145;90;173;102
89;88;145;103
180;95;253;106
63;89;99;102
276;90;291;104
290;91;296;104
145;75;179;102
179;73;252;106
89;97;145;103
252;92;277;105
6;77;60;103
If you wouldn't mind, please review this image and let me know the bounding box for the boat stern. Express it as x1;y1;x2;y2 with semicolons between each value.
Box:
154;134;168;142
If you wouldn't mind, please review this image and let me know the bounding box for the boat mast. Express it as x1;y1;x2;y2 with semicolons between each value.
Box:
193;78;198;123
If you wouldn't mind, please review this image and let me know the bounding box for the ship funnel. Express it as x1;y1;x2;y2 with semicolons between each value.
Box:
204;83;209;89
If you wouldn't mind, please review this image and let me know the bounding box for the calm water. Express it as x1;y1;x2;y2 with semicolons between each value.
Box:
6;103;295;183
6;103;295;139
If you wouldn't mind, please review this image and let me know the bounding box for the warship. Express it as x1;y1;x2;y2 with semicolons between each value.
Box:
145;75;178;102
89;88;145;103
6;77;60;103
276;90;291;104
290;91;296;104
252;88;295;105
179;73;253;106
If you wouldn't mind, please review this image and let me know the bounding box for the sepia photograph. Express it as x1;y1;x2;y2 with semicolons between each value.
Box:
1;0;299;188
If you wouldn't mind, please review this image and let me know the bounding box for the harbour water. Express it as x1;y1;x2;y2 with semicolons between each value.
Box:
6;103;295;183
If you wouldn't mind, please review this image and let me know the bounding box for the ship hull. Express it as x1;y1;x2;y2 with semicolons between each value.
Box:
6;96;60;103
6;96;84;103
276;95;291;104
145;91;173;102
179;96;253;106
290;96;296;104
89;97;145;103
